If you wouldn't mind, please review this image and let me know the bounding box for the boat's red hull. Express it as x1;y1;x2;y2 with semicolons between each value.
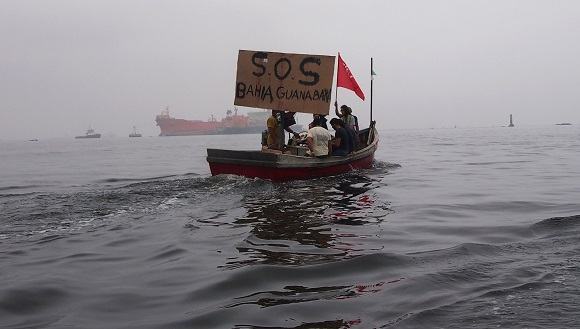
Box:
208;152;374;181
207;125;378;181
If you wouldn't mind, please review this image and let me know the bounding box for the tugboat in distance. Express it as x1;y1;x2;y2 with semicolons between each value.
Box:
75;127;101;139
129;126;142;138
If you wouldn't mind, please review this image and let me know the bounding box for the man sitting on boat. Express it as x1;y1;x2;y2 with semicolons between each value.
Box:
306;118;333;157
329;118;353;156
311;113;328;130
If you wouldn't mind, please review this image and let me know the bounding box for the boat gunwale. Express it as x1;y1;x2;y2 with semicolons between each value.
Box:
206;127;378;169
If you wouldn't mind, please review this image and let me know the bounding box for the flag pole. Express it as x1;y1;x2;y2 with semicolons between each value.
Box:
335;53;339;113
370;57;374;125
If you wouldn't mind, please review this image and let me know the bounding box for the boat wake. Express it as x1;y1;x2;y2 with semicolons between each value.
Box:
96;173;199;184
373;160;402;169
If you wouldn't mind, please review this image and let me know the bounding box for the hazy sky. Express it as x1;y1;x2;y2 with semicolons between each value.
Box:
1;0;579;139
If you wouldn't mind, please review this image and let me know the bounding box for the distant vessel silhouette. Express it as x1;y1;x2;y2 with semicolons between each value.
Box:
129;126;142;138
555;123;572;126
75;127;101;139
155;107;269;136
508;114;514;127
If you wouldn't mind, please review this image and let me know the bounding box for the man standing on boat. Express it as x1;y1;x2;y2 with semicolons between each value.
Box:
329;118;352;156
306;118;333;157
282;111;300;140
266;110;284;151
266;110;300;151
334;102;359;132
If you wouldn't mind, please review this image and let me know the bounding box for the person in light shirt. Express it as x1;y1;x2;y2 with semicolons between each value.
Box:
334;102;359;132
306;118;333;157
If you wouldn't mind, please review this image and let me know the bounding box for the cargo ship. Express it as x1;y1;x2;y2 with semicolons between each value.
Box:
155;108;270;136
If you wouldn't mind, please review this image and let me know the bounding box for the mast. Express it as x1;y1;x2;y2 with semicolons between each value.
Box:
370;57;374;124
335;53;339;112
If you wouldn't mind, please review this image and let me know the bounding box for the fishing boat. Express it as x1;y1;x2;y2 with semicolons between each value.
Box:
207;50;378;181
129;126;142;138
75;127;101;139
207;123;377;181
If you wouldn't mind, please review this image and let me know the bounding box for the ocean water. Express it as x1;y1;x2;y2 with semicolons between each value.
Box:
1;125;579;329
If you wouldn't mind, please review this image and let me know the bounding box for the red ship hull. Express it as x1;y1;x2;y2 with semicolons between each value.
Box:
156;117;221;136
155;109;268;136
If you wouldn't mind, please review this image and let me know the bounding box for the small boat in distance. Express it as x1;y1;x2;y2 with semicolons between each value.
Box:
75;127;101;139
129;126;142;138
555;122;572;126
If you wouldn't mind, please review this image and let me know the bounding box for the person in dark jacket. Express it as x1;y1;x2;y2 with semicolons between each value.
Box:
282;111;300;139
329;118;352;156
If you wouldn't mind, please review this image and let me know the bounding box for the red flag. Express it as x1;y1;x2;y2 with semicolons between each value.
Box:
336;53;365;101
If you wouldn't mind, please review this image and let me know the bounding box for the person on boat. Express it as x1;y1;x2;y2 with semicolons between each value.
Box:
329;118;352;156
266;110;299;150
334;101;359;131
266;110;285;150
282;111;300;139
345;124;359;151
311;113;328;130
306;118;333;157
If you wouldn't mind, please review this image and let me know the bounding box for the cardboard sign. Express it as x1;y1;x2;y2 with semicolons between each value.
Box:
234;50;335;115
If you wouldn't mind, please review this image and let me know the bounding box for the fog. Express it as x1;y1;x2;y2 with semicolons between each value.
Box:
1;0;579;140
